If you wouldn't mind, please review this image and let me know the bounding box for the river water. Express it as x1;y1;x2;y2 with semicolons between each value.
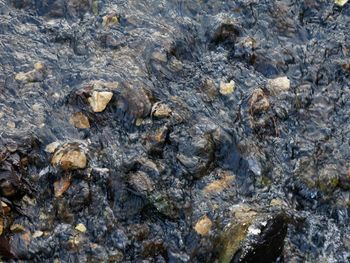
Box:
0;0;350;262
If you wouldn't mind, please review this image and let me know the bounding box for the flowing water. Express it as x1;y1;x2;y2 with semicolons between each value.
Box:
0;0;350;262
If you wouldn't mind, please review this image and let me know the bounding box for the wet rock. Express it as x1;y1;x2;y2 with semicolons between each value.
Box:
54;176;72;197
177;133;215;178
67;181;90;212
201;78;218;102
69;112;90;129
108;250;123;262
88;91;113;113
210;22;240;47
10;224;26;233
114;84;152;123
129;224;150;241
194;215;212;236
144;126;169;154
45;142;61;153
102;13;119;27
15;62;45;83
219;80;235;95
335;0;348;6
142;238;166;258
266;76;290;95
249;88;270;114
151;102;172;118
148;192;178;218
203;172;234;195
216;206;257;263
51;143;87;170
75;223;87;233
232;213;288;263
32;231;43;238
128;171;155;195
215;206;289;263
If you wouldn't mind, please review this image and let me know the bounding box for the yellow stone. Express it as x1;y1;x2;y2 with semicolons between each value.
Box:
102;15;119;27
45;141;61;153
194;215;212;236
88;91;113;112
75;223;87;233
335;0;348;6
219;80;235;95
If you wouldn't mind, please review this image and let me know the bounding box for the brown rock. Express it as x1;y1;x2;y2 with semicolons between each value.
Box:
249;88;270;114
69;112;90;129
51;144;87;170
194;215;212;236
151;102;172;118
54;176;72;197
204;173;234;194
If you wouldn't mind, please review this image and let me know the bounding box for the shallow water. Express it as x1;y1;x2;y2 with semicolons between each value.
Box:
0;0;350;262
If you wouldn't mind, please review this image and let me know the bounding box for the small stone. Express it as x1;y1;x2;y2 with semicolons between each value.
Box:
249;88;270;114
15;62;45;83
201;78;218;101
54;176;72;197
102;13;119;27
335;0;348;6
266;76;290;95
151;102;172;118
108;250;124;262
45;142;61;153
219;80;235;95
88;91;113;112
32;230;44;238
69;112;90;129
204;173;234;194
194;215;212;236
51;144;87;170
151;51;167;62
1;201;11;215
0;112;4;119
34;62;45;71
75;223;87;233
135;118;143;126
10;224;26;233
7;121;16;129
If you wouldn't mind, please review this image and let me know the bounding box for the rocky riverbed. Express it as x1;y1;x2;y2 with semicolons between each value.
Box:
0;0;350;262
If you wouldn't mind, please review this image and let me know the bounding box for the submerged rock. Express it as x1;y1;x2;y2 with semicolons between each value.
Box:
219;80;235;95
266;76;290;95
69;112;90;129
88;91;113;113
15;62;46;83
51;143;87;170
194;215;212;236
249;88;270;114
151;102;172;118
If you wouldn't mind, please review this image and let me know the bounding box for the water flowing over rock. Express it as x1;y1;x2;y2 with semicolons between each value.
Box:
0;0;350;262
